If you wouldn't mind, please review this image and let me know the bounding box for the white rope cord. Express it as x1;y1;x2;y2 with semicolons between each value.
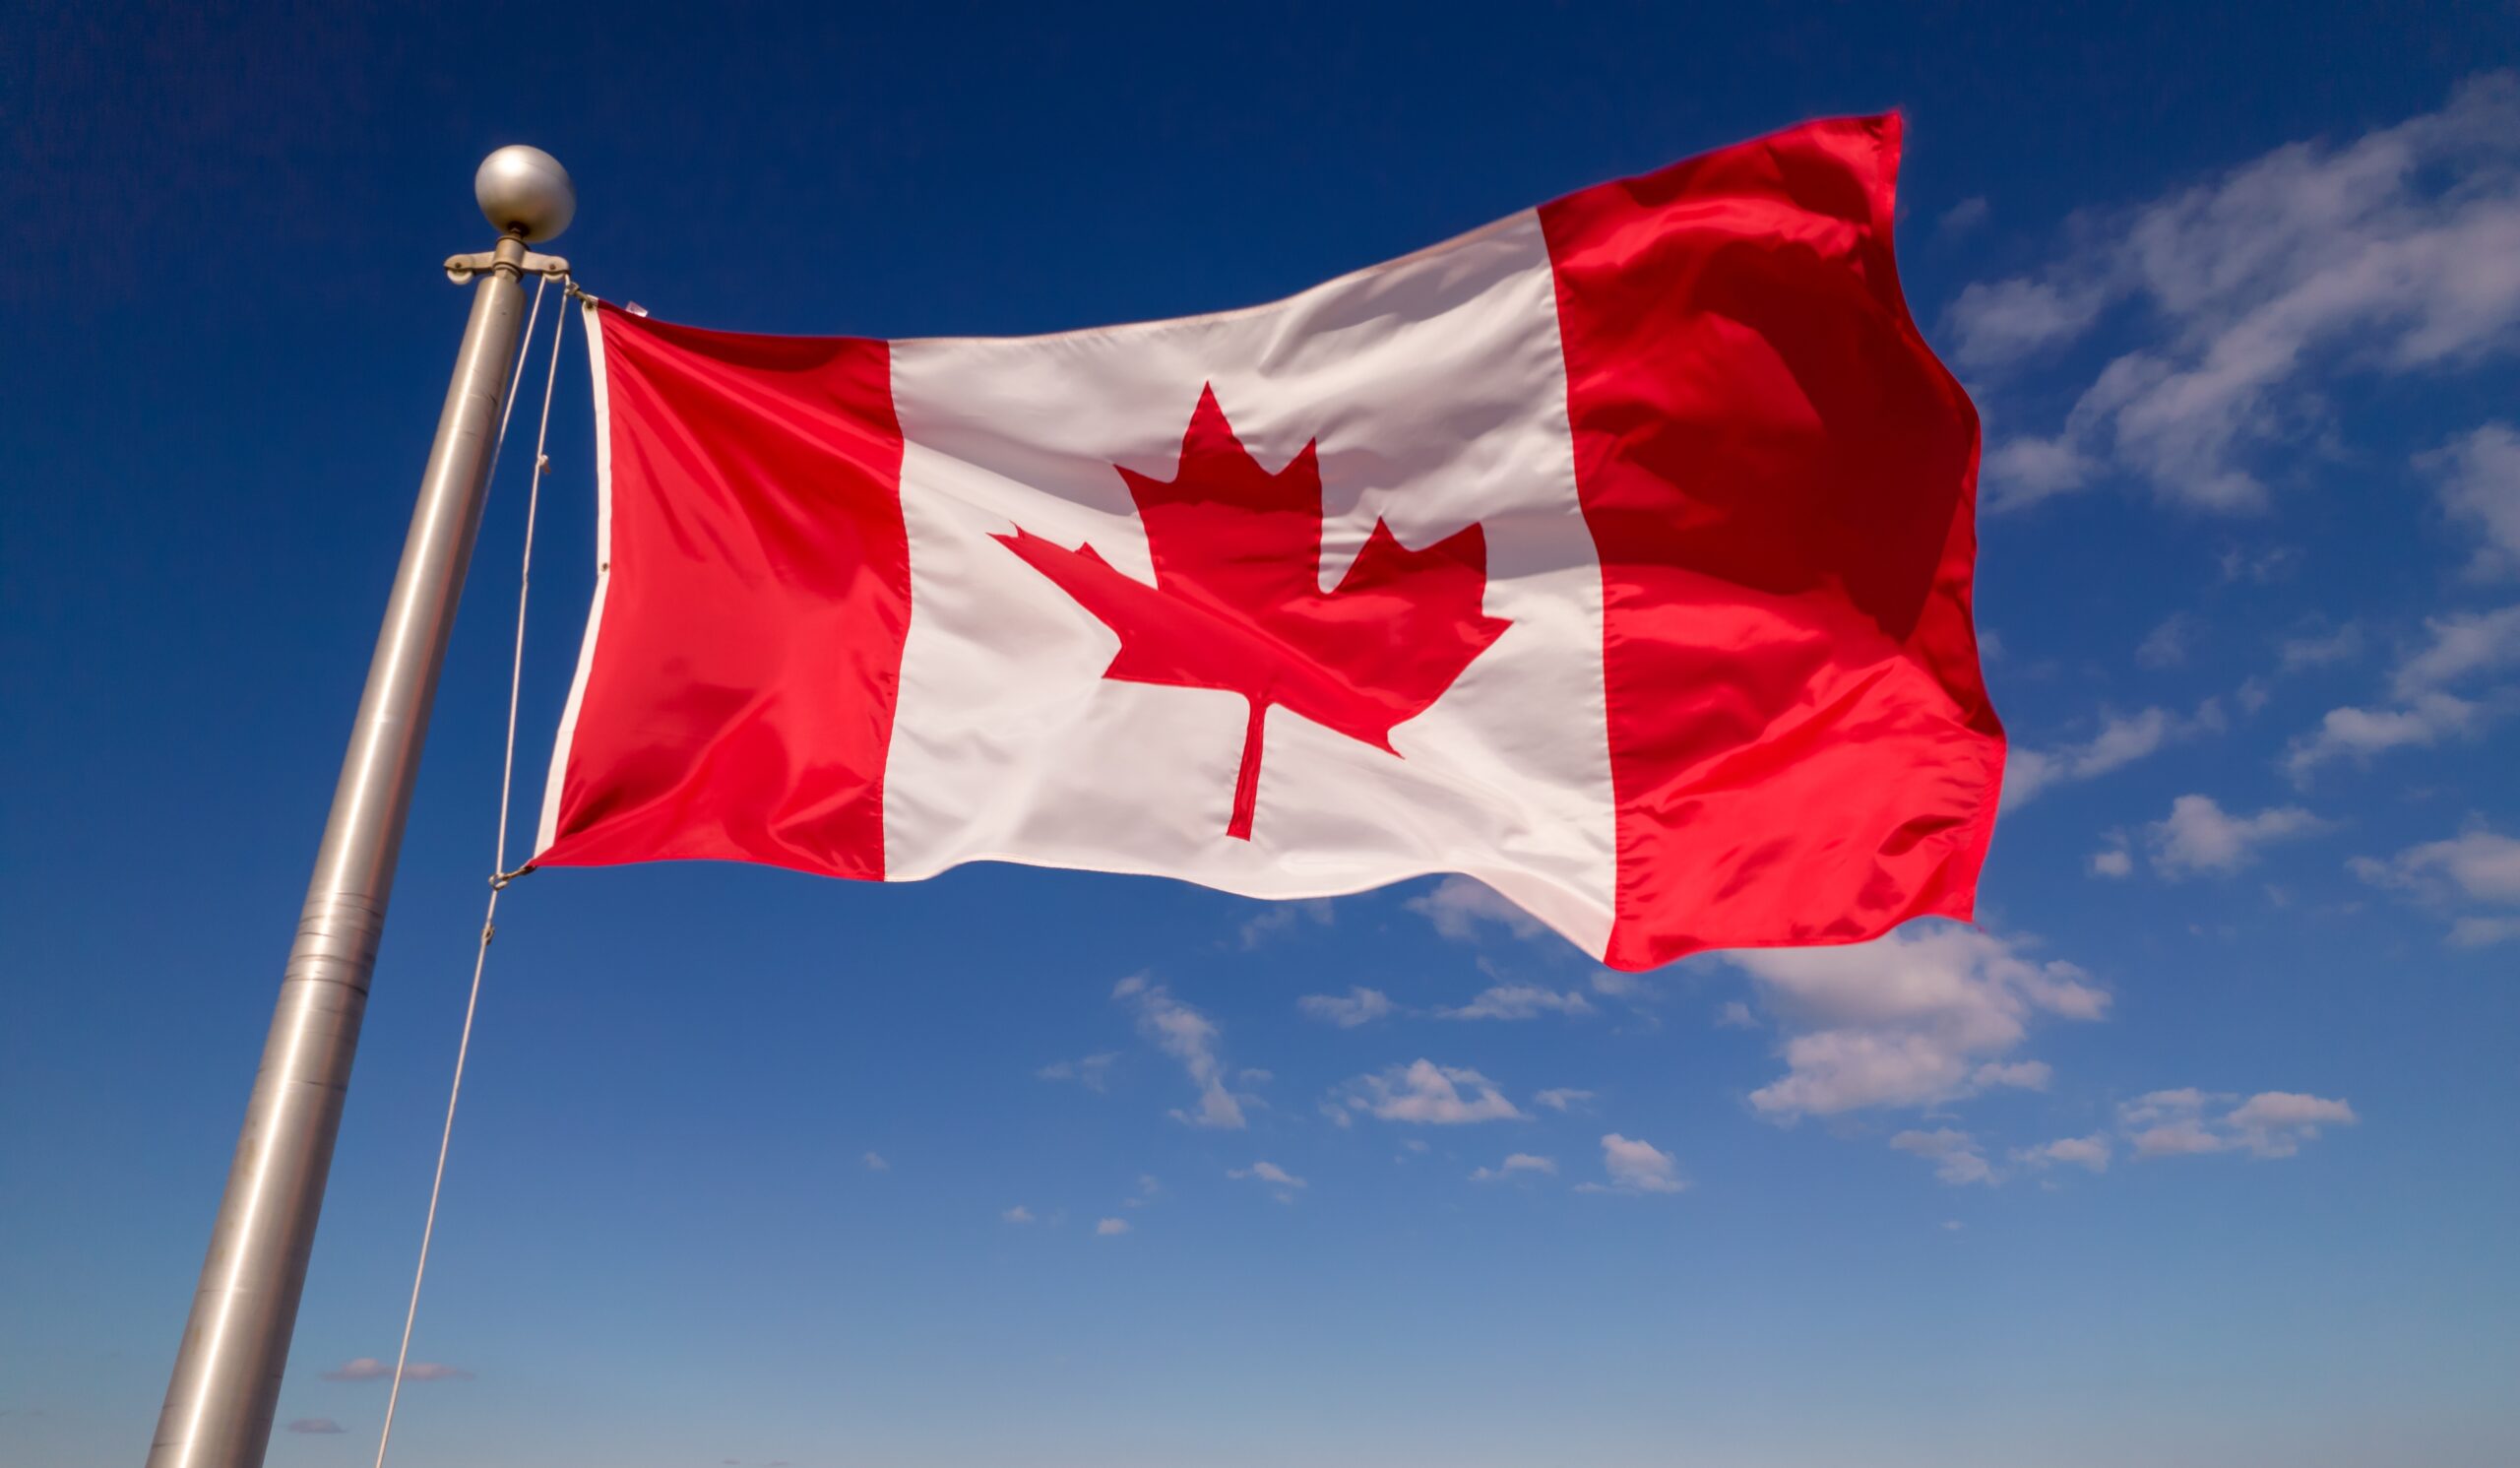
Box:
487;273;551;489
371;271;568;1468
494;282;570;884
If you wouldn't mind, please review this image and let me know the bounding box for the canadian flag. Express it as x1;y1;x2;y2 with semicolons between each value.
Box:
534;114;2001;971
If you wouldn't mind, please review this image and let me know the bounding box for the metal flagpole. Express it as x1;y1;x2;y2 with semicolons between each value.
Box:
145;146;578;1468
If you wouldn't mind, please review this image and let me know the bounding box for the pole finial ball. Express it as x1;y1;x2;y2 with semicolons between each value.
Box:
474;146;576;242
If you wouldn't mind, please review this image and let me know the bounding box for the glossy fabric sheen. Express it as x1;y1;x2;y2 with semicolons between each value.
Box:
1539;113;2001;969
536;311;909;877
534;114;2000;970
871;212;1616;950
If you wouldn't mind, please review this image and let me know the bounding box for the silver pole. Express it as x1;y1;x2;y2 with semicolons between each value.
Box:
146;147;578;1468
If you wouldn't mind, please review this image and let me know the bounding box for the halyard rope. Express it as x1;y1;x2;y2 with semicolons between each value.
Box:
372;269;566;1468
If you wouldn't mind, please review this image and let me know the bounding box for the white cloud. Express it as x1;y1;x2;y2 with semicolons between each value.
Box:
1122;1174;1161;1208
1946;276;2110;368
1035;1053;1119;1091
1999;750;2060;808
321;1358;472;1383
1960;76;2520;513
1439;984;1595;1021
1339;1059;1526;1123
1470;1153;1557;1182
284;1420;344;1435
1228;1161;1307;1201
2118;1087;2215;1124
2284;691;2482;779
1095;1217;1131;1237
1588;1133;1685;1194
861;1151;890;1173
2390;604;2520;696
2449;916;2520;948
2277;621;2365;672
2137;612;2194;668
2120;1088;2358;1158
1238;897;1336;949
2003;703;2218;809
2145;794;2327;876
1407;875;1544;942
2227;1091;2359;1143
1726;921;2108;1118
2014;1134;2112;1173
1978;433;2100;509
2424;422;2520;576
1590;969;1652;1000
1938;195;1991;238
2129;1117;2229;1157
2353;826;2520;903
2277;606;2513;779
2352;825;2520;944
1003;1205;1035;1225
1297;987;1396;1028
1890;1128;1995;1186
1533;1087;1595;1113
2221;545;2303;584
2089;846;2134;878
1714;1000;1758;1029
1112;976;1246;1129
1972;1060;2053;1092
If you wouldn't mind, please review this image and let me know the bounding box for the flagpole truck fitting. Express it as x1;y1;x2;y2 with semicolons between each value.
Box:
145;146;576;1468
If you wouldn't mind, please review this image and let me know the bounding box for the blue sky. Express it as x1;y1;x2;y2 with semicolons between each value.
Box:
5;5;2517;1466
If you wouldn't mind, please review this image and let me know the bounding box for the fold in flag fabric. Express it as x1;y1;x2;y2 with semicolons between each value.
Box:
533;113;2003;971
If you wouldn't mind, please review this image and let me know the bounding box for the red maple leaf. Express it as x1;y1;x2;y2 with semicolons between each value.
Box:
993;385;1512;840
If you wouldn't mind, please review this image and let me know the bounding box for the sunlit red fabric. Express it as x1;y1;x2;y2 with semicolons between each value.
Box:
537;319;908;877
536;114;2002;970
1540;114;1998;968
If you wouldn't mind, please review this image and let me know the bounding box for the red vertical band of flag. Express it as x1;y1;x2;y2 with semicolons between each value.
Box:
1540;114;2001;970
536;309;910;877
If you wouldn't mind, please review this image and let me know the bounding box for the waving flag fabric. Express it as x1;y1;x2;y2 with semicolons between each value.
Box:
533;114;2002;971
